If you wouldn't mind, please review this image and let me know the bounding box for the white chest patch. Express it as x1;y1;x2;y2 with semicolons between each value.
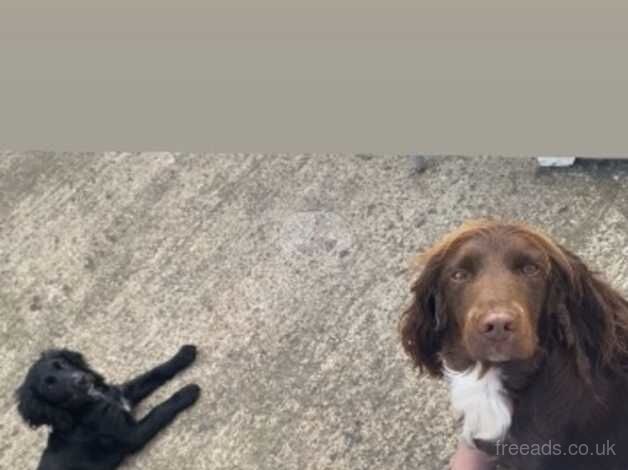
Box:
444;363;512;446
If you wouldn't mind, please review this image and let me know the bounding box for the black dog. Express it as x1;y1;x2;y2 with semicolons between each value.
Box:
16;345;201;470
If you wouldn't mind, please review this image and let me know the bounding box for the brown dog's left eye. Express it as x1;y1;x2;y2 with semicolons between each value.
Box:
521;264;540;276
451;269;471;282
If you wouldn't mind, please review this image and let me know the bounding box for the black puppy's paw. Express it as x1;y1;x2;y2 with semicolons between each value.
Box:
175;345;197;366
173;384;201;406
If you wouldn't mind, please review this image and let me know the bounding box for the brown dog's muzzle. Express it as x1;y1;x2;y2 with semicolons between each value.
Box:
465;303;536;362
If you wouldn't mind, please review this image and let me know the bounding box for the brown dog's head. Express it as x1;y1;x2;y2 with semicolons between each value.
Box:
400;219;628;379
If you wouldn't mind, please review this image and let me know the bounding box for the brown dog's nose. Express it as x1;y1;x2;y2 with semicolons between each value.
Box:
479;312;516;341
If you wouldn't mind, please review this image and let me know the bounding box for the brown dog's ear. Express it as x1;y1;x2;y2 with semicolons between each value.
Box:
400;260;447;377
546;245;628;382
545;278;594;384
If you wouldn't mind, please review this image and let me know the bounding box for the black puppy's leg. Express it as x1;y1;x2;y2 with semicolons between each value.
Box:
122;345;197;406
126;384;201;453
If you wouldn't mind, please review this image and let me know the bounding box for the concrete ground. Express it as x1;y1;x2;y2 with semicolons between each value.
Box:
1;153;627;470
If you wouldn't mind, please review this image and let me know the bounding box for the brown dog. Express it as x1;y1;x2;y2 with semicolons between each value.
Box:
401;220;628;470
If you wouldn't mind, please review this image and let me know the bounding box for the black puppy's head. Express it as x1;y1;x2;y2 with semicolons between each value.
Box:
16;349;104;431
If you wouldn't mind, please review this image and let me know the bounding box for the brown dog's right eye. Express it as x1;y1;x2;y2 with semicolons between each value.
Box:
451;269;471;282
521;264;540;276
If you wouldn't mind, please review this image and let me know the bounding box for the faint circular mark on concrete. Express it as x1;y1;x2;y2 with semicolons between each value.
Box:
279;211;353;259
